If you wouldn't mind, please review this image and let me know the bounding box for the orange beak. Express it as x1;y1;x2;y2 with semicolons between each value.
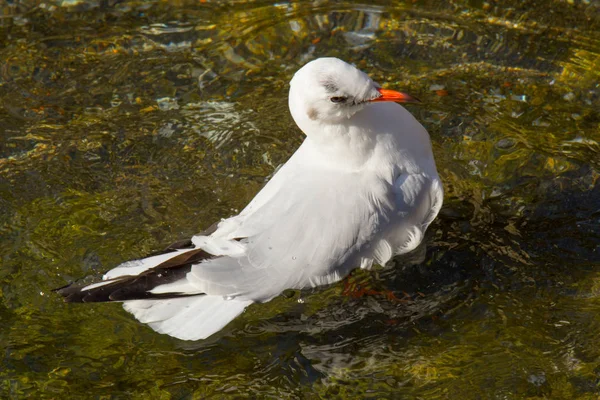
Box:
370;88;420;103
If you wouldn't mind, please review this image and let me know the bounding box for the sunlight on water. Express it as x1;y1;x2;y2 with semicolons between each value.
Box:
0;0;599;398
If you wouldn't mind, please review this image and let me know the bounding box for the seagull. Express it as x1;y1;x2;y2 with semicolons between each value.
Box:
57;57;443;341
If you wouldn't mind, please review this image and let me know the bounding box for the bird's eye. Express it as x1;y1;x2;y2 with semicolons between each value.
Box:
330;96;347;103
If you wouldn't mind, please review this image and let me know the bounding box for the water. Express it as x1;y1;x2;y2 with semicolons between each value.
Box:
1;0;599;398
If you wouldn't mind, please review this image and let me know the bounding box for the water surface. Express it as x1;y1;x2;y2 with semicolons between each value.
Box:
1;0;599;398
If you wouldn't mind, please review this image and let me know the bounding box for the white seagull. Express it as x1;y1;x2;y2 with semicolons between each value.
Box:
57;57;443;341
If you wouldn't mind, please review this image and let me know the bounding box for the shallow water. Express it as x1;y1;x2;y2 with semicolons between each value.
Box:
1;0;599;398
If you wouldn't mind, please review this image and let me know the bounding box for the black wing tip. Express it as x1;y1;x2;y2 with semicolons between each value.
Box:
55;235;217;304
54;280;204;303
53;281;106;303
53;284;87;303
52;283;72;295
53;261;204;303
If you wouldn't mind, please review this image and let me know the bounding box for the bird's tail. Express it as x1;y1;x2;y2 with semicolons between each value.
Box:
55;245;253;340
123;296;252;340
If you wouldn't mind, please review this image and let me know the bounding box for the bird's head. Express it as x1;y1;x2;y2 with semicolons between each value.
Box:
288;57;418;131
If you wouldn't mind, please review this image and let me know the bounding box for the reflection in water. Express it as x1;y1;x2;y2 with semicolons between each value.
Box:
0;0;599;398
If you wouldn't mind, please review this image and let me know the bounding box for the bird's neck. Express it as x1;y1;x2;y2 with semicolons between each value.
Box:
302;121;376;170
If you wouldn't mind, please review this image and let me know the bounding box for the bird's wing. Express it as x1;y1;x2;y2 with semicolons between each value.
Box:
58;168;441;305
187;163;398;301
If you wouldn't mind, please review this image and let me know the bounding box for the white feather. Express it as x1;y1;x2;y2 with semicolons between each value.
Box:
103;249;197;280
124;296;252;340
149;280;201;295
191;235;246;256
81;280;115;291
